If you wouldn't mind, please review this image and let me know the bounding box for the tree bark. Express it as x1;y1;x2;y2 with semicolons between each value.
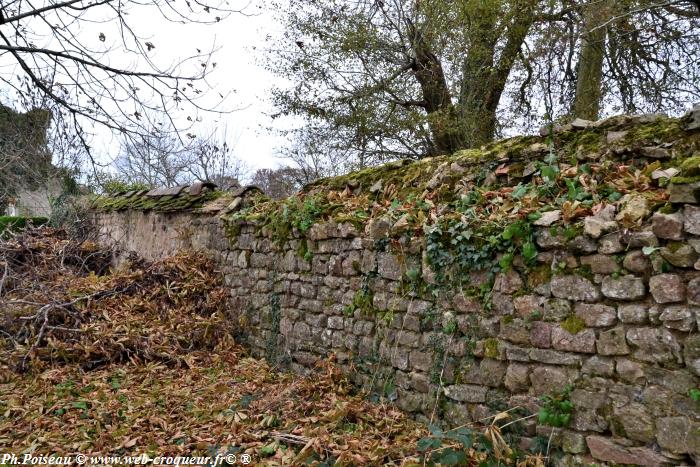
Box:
573;0;613;121
458;0;536;148
409;25;463;155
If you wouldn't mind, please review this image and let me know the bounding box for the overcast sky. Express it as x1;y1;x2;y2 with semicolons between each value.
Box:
118;1;291;172
2;1;291;174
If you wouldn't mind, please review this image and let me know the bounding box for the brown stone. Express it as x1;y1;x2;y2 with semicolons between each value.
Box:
622;250;651;274
658;305;697;332
530;366;576;395
493;270;523;294
551;275;600;302
660;243;698;268
618;304;648;324
514;294;546;317
616;358;646;383
685;205;700;235
656;417;700;456
601;275;646;301
613;403;655;443
551;327;596;353
597;327;629;356
580;254;618;274
689;278;700;306
587;436;669;466
504;363;530;392
443;384;487;403
652;211;684;240
575;303;617;327
626;327;682;364
529;321;552;348
649;273;686;303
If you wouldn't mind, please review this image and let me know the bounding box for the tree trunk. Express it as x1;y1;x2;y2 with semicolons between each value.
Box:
573;0;613;121
409;26;463;155
458;0;536;148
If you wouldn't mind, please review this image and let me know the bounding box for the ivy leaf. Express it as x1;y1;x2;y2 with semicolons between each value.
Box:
522;241;538;264
642;246;660;256
433;448;467;466
417;436;441;452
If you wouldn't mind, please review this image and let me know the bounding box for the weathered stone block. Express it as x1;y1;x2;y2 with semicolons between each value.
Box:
513;295;544;317
530;366;577;395
377;253;402;280
504;363;530;392
491;292;514;314
613;403;655;443
529;348;583;366
659;305;697;332
575;302;617;327
580;254;618;274
583;216;618;239
617;304;647;324
601;275;645;300
597;327;629;356
551;275;600;302
684;335;700;376
529;321;552;348
660;243;698;268
582;355;615;376
443;384;487;403
598;233;624;254
479;359;507;387
689;277;700;306
551;327;596;353
649;273;686;303
685;205;700;234
544;298;572;321
409;350;432;372
626;327;681;364
500;318;530;345
452;293;481;313
616;358;645;383
622;250;651;274
586;436;670;465
652;211;684;240
493;270;523;294
656;417;700;455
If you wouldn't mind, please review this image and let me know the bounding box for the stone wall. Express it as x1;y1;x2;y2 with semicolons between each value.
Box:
92;112;700;466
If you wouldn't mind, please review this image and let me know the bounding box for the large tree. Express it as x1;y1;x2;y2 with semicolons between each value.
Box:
571;0;700;120
268;0;541;164
268;0;700;169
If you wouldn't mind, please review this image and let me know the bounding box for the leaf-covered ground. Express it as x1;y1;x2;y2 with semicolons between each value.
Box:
0;228;543;466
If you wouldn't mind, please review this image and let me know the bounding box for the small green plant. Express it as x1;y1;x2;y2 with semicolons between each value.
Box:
689;388;700;407
417;425;475;465
538;385;574;427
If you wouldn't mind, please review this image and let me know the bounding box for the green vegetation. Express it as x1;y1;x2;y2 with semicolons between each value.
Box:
538;386;574;427
561;315;586;335
91;190;225;213
0;216;48;238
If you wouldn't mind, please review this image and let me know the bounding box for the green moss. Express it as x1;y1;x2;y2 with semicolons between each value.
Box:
622;118;684;144
483;338;500;359
528;264;552;288
572;265;594;281
667;241;685;253
561;314;586;335
679;156;700;177
92;190;225;213
670;175;700;185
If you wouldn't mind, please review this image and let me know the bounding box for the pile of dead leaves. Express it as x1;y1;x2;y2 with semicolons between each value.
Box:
0;227;232;372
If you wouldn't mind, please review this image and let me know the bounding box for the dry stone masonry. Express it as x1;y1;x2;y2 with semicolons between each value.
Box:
93;109;700;466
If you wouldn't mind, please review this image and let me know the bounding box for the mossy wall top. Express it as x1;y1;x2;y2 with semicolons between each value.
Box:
92;111;700;466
